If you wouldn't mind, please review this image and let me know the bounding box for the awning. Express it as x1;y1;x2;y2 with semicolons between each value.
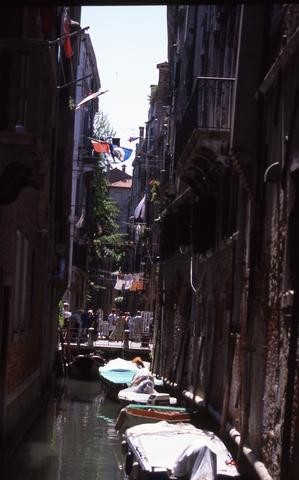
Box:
134;195;146;220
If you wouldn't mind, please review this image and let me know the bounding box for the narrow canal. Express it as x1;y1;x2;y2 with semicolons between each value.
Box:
2;375;257;480
2;378;124;480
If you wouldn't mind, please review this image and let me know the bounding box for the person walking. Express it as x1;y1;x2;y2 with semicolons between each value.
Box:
70;308;82;342
124;312;133;341
109;311;124;342
61;302;72;340
62;302;72;328
124;312;131;330
80;308;90;341
107;308;117;339
132;310;143;343
90;309;99;341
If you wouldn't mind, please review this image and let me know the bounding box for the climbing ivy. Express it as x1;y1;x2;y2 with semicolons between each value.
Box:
91;159;124;263
89;110;125;269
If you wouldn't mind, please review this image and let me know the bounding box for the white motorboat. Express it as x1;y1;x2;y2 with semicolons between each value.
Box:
122;421;240;479
117;367;177;405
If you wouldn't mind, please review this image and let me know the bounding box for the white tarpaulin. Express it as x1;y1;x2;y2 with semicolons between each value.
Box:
125;422;240;478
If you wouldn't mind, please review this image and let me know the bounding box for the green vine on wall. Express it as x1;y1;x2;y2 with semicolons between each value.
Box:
149;178;160;204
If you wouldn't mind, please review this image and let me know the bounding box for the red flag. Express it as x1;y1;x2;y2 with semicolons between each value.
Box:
63;11;73;59
91;140;111;154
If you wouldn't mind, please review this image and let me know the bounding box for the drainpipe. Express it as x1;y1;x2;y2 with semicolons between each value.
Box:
164;381;273;480
160;273;166;378
66;216;75;306
66;155;79;308
207;404;273;480
219;2;245;435
152;373;274;480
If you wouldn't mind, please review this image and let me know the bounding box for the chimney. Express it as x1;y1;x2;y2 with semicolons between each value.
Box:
150;84;157;99
157;62;169;85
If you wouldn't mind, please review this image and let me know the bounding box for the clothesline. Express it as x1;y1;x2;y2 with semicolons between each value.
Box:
113;273;145;291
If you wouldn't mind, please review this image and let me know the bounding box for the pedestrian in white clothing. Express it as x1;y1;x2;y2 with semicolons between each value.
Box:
107;308;117;338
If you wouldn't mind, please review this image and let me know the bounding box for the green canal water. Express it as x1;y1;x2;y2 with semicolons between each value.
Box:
2;376;256;480
2;378;125;480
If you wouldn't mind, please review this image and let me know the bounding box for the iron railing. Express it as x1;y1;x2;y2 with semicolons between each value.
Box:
175;76;235;161
61;322;152;346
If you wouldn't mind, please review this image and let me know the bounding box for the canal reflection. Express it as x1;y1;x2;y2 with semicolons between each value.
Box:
3;378;124;480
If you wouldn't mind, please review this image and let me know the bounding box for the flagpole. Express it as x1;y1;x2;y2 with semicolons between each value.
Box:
57;73;92;90
48;26;90;46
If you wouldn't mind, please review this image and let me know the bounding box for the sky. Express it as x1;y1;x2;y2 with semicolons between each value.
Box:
80;6;168;173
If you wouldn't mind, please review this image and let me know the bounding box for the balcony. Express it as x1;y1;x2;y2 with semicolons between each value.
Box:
175;77;235;164
175;77;235;194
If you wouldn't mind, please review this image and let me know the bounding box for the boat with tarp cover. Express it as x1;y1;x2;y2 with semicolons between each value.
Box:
122;421;240;479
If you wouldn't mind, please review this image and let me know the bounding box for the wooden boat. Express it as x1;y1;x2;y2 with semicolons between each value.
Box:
122;421;240;479
68;353;105;380
115;404;191;432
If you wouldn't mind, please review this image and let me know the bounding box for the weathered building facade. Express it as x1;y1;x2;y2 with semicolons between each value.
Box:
108;166;132;236
64;32;101;313
129;63;170;316
148;4;299;480
0;5;82;462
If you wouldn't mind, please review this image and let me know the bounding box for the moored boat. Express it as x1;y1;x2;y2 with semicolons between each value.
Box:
118;388;178;406
122;421;240;479
118;365;175;405
98;357;141;399
68;353;105;380
115;403;191;432
99;358;164;401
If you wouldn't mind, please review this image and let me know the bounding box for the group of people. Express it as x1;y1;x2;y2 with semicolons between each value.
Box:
107;309;145;342
62;303;154;344
62;303;99;341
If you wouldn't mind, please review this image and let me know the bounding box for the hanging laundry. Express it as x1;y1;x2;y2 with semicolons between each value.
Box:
124;273;134;290
134;224;141;242
130;273;145;292
111;274;117;288
75;208;85;228
114;275;126;291
134;196;146;220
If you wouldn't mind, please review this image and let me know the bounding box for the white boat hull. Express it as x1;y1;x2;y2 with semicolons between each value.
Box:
123;421;240;479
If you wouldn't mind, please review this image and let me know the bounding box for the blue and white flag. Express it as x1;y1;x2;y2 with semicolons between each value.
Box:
112;145;133;162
